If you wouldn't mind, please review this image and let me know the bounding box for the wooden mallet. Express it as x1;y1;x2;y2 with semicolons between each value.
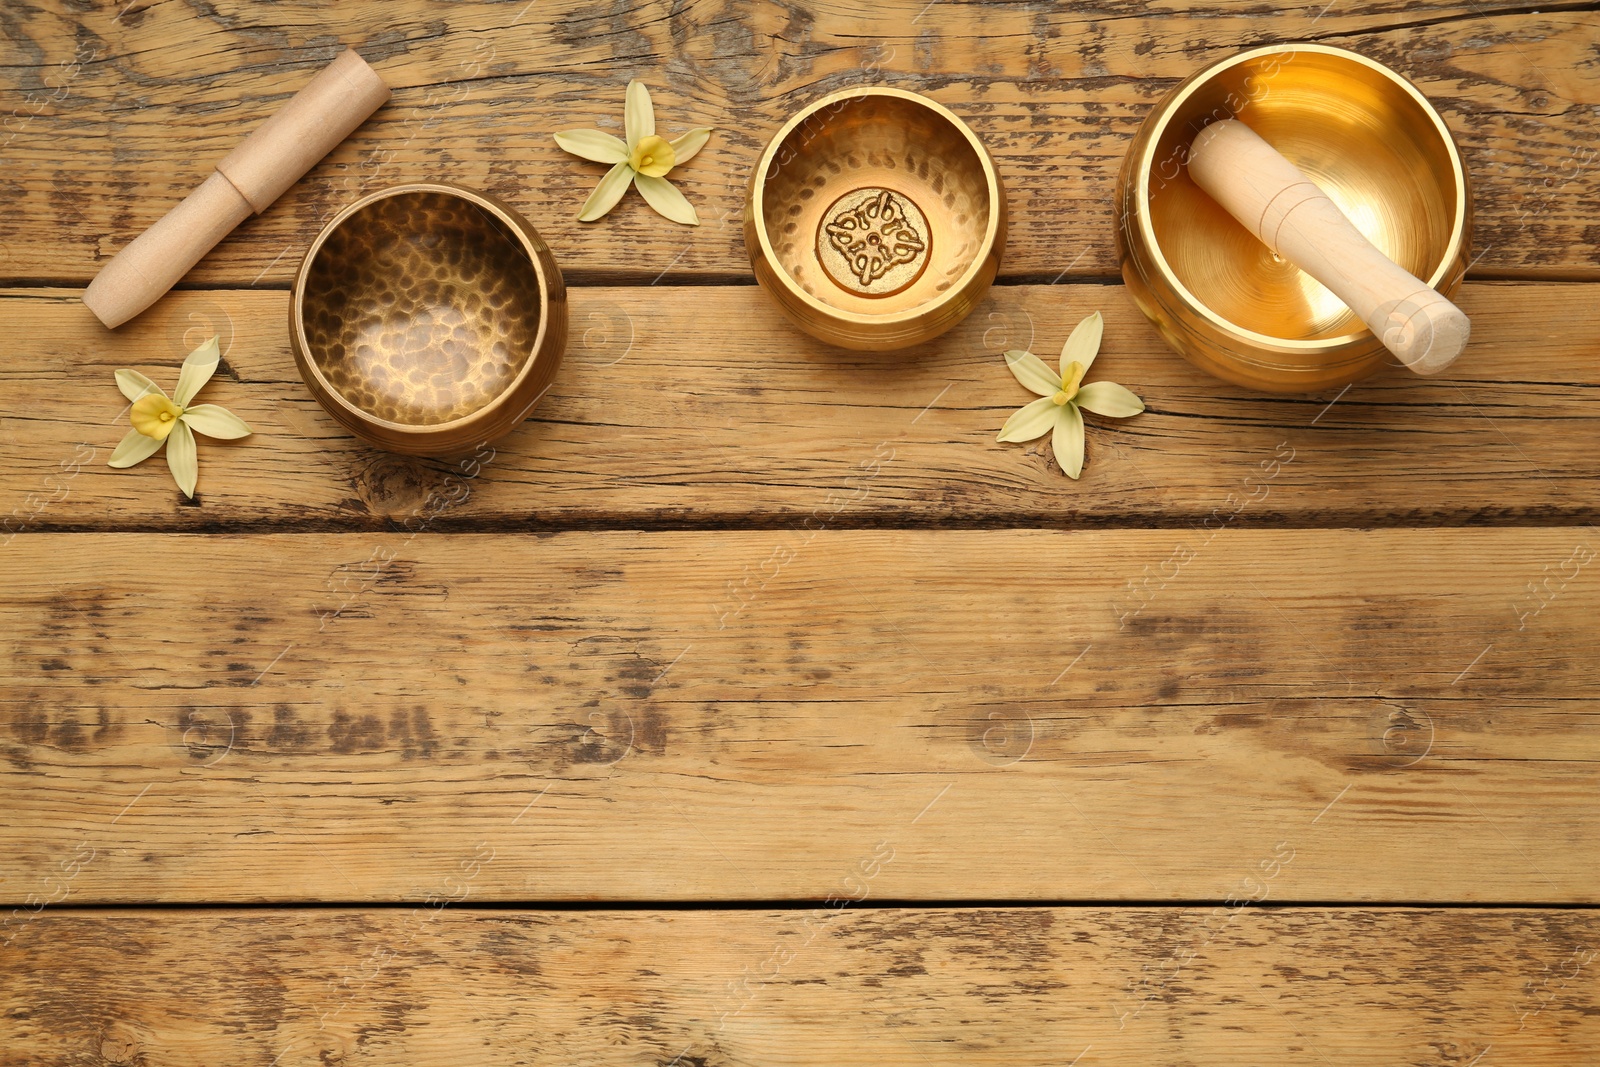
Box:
1187;119;1469;376
83;49;390;330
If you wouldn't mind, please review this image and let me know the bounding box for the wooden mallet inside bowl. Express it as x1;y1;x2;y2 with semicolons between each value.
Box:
1187;119;1470;376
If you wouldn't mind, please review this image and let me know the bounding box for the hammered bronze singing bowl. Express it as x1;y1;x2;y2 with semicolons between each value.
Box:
291;184;566;455
747;88;1005;351
1116;44;1471;393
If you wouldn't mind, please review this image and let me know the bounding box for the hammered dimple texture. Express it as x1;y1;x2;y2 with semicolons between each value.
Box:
302;191;542;426
760;94;991;318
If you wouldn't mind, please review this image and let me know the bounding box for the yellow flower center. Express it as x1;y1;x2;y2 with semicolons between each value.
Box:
629;134;676;178
130;393;183;441
1052;361;1087;406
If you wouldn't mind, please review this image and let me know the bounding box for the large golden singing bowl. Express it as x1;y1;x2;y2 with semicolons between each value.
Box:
1116;44;1471;393
291;183;566;455
747;88;1005;351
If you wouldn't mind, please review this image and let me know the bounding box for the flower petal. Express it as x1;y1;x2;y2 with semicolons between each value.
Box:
108;427;163;468
997;396;1060;443
1075;380;1145;418
1052;404;1085;479
173;335;221;407
1060;311;1104;377
130;394;182;440
629;134;676;177
633;173;699;226
181;403;252;439
115;368;166;404
166;419;198;498
668;127;712;165
624;80;654;148
577;161;635;222
1003;350;1060;397
554;128;629;164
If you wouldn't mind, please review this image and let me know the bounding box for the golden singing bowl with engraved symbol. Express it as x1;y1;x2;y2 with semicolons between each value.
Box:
746;87;1006;351
1116;44;1471;393
291;183;567;455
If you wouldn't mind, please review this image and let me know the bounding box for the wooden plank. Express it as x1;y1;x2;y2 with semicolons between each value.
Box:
3;529;1596;904
3;1;1598;285
4;281;1597;532
2;908;1595;1065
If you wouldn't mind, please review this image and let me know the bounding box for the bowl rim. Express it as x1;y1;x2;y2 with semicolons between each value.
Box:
290;181;557;438
1133;43;1470;352
750;86;1002;326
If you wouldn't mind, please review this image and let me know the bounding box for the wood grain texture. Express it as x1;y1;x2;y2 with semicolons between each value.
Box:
3;1;1599;286
5;0;1597;1057
3;529;1596;904
3;908;1596;1066
4;281;1598;532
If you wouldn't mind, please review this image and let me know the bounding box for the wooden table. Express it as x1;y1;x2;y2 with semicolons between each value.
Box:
3;2;1598;1063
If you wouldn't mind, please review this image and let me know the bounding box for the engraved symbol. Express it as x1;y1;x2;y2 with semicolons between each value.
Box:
825;190;926;286
816;187;932;297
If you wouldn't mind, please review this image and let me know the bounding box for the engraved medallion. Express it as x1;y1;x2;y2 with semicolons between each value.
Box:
816;187;932;297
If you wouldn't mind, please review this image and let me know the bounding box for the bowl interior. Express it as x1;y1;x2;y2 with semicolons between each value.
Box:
760;94;991;318
1145;49;1462;343
301;189;542;427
